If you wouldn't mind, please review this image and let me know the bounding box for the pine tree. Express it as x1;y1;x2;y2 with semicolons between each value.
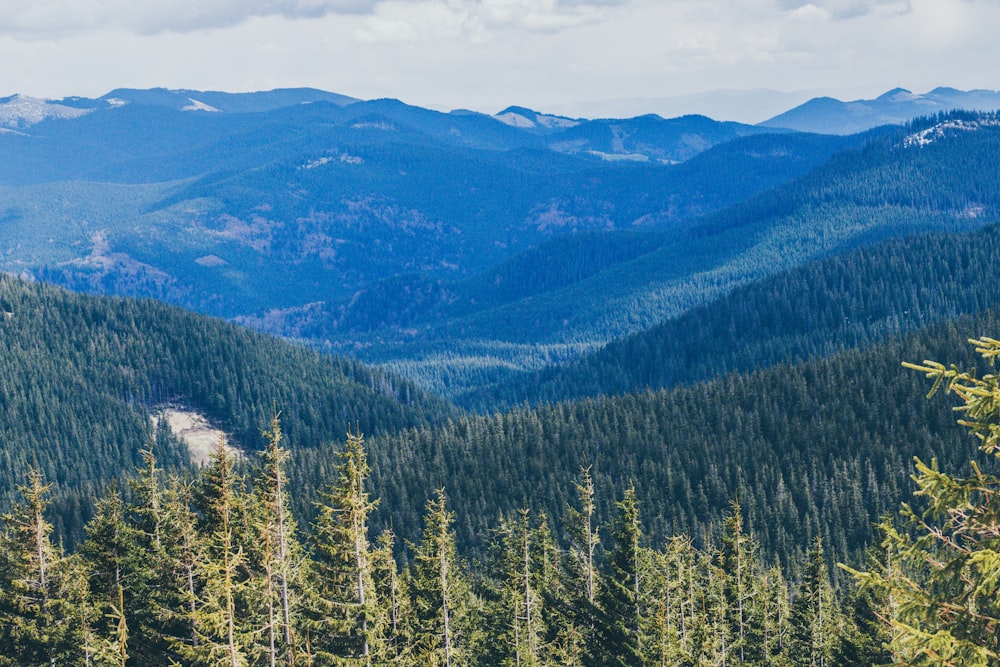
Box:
255;413;306;666
125;440;179;662
559;466;601;662
79;487;150;663
848;338;1000;665
309;429;383;663
0;469;91;665
655;534;707;664
760;564;792;667
594;484;643;667
717;500;765;665
90;585;130;667
483;509;550;667
372;528;412;664
788;538;839;667
564;467;600;608
157;474;206;659
410;487;478;667
175;437;255;667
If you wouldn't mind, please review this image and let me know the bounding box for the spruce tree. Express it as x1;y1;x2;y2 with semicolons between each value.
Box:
309;429;383;663
849;337;1000;665
717;500;765;666
788;538;839;667
559;466;601;661
372;528;412;664
157;474;205;659
80;487;151;663
255;413;307;666
175;437;255;667
594;484;643;667
0;469;91;665
409;487;478;667
483;509;550;667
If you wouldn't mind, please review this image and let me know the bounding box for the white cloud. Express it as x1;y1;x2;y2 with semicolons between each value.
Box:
355;0;610;44
776;0;910;19
0;0;997;119
0;0;624;38
0;1;377;36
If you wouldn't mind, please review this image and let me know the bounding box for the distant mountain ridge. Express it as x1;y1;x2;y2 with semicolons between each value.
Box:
0;90;810;322
760;87;1000;134
97;87;361;113
0;94;94;129
0;87;361;128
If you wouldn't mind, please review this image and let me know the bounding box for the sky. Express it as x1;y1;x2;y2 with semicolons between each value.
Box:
1;0;998;122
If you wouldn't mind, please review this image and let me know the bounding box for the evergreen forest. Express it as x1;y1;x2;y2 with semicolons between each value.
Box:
2;102;1000;665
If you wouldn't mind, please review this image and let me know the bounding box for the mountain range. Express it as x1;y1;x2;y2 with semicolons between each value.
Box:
2;87;1000;399
760;86;1000;134
2;83;1000;575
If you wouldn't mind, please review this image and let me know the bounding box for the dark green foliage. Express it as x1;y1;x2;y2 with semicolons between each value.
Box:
289;306;1000;572
849;338;1000;665
832;547;892;666
80;487;159;661
0;470;92;665
468;207;1000;410
0;276;452;544
308;430;383;662
788;539;839;666
594;485;643;666
408;488;479;666
0;380;983;666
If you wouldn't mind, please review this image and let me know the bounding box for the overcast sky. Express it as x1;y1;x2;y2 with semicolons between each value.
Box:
1;0;998;121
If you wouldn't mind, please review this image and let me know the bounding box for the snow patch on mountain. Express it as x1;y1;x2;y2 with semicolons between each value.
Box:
495;111;535;128
182;98;221;112
0;94;92;128
301;153;364;169
494;107;579;130
903;116;1000;148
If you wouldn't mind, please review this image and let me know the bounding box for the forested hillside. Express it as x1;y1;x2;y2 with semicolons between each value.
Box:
2;336;995;665
284;309;999;572
0;95;831;319
465;222;1000;408
5;95;1000;665
330;113;1000;397
0;277;452;544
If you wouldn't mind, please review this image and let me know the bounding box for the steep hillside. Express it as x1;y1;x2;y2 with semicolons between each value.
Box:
236;129;864;337
463;222;1000;408
307;114;1000;396
287;309;1000;567
0;277;453;543
0;95;821;322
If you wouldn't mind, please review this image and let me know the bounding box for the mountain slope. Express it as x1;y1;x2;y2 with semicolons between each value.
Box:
462;222;1000;408
0;277;453;543
0;102;836;321
309;114;1000;396
98;87;360;113
242;130;862;337
290;307;1000;566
